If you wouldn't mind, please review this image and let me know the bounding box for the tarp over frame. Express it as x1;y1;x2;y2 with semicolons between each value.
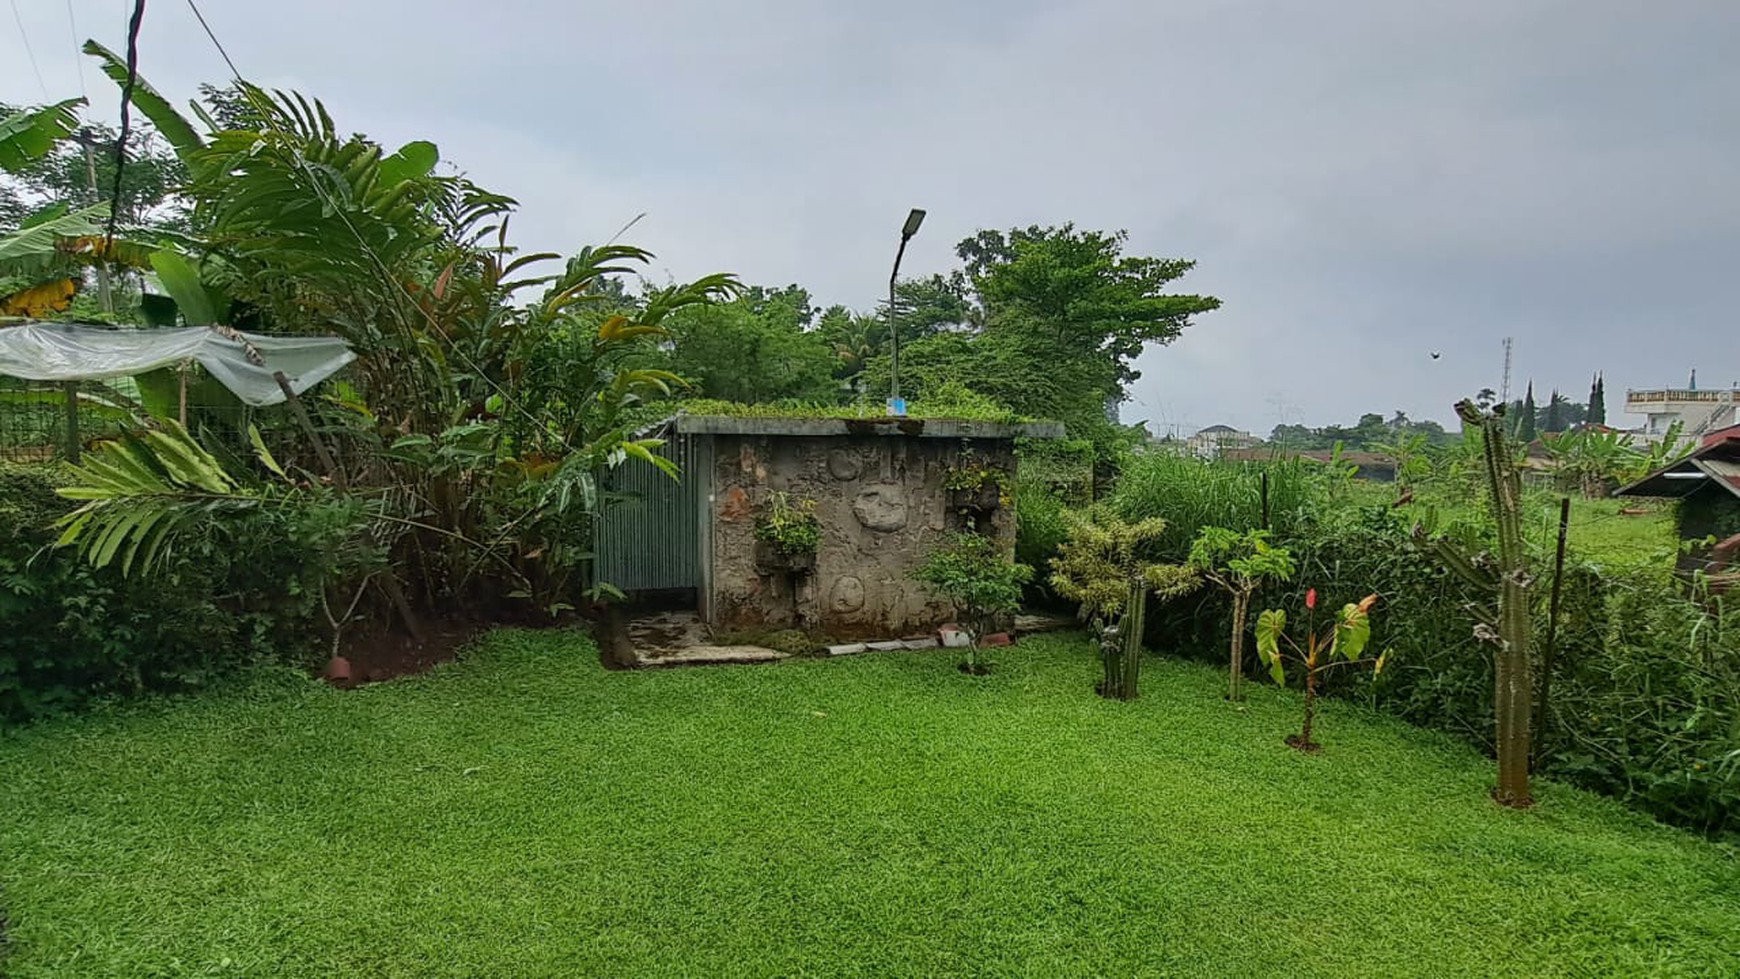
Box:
0;322;354;406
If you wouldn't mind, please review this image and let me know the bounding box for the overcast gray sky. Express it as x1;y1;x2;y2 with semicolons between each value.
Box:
7;1;1738;435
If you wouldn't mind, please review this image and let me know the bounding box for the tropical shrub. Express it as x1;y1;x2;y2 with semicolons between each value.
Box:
1048;507;1197;699
0;460;322;722
1013;477;1071;582
1187;527;1296;701
755;492;821;557
911;532;1032;675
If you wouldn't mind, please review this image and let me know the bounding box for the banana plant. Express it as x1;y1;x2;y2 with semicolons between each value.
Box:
1256;591;1385;751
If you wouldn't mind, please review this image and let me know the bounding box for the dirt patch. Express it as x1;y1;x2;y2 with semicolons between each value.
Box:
1284;735;1323;753
328;617;482;687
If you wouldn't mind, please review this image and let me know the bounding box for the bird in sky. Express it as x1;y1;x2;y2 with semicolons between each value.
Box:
1430;351;1441;360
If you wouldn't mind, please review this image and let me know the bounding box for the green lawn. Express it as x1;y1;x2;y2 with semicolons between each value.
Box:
1377;484;1677;569
2;633;1736;977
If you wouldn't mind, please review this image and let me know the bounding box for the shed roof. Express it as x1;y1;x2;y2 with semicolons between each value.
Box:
1616;436;1740;499
671;414;1066;440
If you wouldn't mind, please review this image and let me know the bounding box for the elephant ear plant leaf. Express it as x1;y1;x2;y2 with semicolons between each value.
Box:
1049;506;1198;700
1255;590;1385;752
1188;527;1295;702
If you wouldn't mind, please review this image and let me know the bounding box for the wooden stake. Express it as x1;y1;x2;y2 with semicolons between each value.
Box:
1533;496;1571;771
272;370;344;491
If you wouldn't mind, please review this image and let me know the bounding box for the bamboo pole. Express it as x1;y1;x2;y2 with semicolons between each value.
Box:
1533;497;1571;771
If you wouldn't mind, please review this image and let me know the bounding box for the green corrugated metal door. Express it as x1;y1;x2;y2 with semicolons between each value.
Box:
595;434;710;592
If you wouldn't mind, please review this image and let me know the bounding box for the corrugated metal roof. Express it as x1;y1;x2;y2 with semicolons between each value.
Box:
1618;435;1740;499
1696;458;1740;497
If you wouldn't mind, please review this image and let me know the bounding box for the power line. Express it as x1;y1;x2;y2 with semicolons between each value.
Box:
10;0;51;98
64;0;88;99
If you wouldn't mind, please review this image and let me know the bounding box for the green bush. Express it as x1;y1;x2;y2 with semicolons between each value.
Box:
0;461;322;723
1014;478;1070;576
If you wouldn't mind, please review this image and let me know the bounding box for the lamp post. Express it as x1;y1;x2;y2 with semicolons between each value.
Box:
888;207;925;415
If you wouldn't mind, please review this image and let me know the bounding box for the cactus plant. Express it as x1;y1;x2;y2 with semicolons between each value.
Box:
1415;399;1534;807
1050;507;1197;699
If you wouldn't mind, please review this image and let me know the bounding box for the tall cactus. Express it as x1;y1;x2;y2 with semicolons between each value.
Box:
1095;577;1150;700
1417;399;1534;807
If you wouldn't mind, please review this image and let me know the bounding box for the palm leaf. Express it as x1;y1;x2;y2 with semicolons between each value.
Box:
53;422;258;574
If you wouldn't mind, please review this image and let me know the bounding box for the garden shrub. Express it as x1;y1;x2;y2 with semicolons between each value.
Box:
1014;478;1070;582
1280;503;1737;837
0;461;323;723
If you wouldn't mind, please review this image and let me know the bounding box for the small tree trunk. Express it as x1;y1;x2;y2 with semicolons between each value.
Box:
1298;668;1318;748
1228;590;1249;701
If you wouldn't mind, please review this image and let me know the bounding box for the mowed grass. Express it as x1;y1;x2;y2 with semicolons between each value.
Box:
2;633;1737;977
1382;485;1677;570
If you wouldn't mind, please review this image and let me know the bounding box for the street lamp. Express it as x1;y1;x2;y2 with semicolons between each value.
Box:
888;207;926;415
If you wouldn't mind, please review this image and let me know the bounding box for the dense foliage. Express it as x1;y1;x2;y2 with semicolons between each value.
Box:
0;461;321;721
912;532;1033;673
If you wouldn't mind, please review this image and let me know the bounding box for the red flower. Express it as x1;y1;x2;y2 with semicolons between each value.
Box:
1305;588;1318;610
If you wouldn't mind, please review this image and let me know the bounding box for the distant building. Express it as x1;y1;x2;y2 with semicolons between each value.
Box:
1185;424;1258;459
1626;376;1740;439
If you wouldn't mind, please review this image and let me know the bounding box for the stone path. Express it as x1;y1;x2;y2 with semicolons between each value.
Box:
622;608;1067;669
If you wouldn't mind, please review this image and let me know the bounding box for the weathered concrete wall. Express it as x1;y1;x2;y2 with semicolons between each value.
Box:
707;433;1018;638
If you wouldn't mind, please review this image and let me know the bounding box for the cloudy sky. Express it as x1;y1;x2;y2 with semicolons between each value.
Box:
7;1;1737;435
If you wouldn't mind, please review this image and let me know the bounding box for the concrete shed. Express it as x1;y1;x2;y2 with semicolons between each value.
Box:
597;414;1065;639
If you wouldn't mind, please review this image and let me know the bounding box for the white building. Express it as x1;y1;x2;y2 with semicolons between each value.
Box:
1185;424;1258;459
1626;382;1740;439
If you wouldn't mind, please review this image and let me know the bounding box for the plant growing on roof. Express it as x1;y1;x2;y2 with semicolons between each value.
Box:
1187;527;1295;702
1048;506;1198;700
1255;590;1387;751
754;491;821;557
911;532;1032;675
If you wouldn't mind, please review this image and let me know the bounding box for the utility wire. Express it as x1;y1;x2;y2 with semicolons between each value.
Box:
64;0;88;99
10;0;50;98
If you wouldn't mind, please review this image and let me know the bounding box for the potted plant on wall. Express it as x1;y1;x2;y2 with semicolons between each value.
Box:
911;532;1033;675
945;449;1007;512
754;491;820;574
